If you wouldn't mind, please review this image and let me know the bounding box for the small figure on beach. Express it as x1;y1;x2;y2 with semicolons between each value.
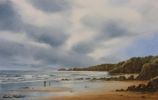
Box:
44;81;47;87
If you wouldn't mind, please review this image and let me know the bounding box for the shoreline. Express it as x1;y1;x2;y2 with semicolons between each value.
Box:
1;70;158;100
40;80;157;100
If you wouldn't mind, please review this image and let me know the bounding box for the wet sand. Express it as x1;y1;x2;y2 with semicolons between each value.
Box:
45;91;158;100
40;81;158;100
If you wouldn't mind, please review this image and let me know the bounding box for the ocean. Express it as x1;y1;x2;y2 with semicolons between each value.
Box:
0;70;109;100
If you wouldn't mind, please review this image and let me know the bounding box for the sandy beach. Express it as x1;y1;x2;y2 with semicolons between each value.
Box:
38;80;158;100
45;91;158;100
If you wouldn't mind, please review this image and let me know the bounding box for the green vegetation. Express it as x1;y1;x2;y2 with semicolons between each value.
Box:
66;64;118;71
59;55;158;80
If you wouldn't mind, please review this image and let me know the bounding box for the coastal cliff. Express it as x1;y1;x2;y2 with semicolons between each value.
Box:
59;56;158;80
136;58;158;80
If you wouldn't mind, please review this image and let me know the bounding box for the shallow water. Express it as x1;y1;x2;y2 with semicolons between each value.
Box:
0;70;109;83
0;71;110;100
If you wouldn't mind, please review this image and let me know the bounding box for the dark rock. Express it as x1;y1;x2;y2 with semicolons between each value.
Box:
150;76;158;88
147;76;158;91
118;76;126;81
127;75;135;80
58;68;67;71
13;95;25;98
2;94;25;98
2;95;13;98
85;78;91;80
136;84;146;91
126;76;158;92
61;79;70;81
127;84;148;92
116;89;125;92
137;59;158;80
127;85;136;91
21;87;29;89
92;78;96;80
76;78;84;80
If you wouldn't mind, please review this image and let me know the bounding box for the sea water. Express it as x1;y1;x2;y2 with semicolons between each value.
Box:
0;70;109;100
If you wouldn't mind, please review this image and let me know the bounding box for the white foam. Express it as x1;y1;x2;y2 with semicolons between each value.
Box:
23;75;33;79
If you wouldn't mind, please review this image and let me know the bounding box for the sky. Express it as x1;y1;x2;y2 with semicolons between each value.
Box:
0;0;158;70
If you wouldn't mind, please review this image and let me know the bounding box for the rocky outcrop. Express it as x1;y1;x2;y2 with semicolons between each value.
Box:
126;76;158;92
110;56;155;74
137;58;158;80
2;94;25;99
126;84;146;92
148;76;158;90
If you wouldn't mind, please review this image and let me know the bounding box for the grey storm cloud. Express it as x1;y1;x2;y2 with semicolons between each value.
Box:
0;0;158;70
0;41;48;70
25;25;68;47
81;16;131;40
0;39;26;58
72;42;94;54
0;1;96;69
73;17;132;55
0;0;73;69
0;38;42;61
0;39;96;68
0;0;23;32
0;39;31;68
30;0;71;13
72;41;100;54
37;32;68;47
33;48;96;67
0;0;134;69
0;0;69;47
99;20;130;39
